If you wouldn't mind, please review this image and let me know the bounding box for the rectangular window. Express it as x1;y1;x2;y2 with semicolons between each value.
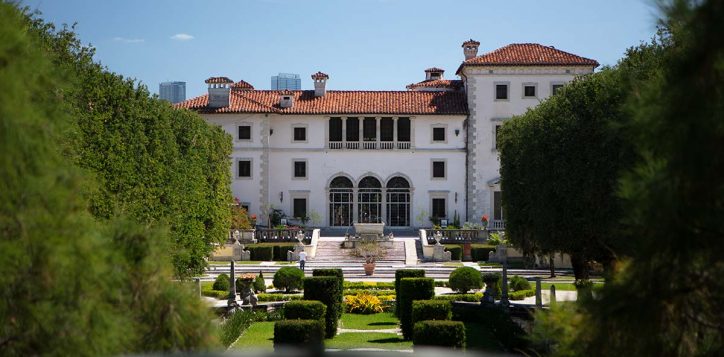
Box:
432;198;446;219
495;84;509;100
329;117;342;141
493;191;503;220
552;84;564;95
346;117;359;141
237;160;251;178
397;117;411;142
238;125;251;140
432;160;445;178
432;127;446;142
293;198;307;219
293;160;306;178
523;84;536;98
363;117;376;141
293;127;306;142
380;117;394;141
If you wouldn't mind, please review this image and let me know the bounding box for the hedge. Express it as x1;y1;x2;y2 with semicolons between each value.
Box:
433;293;483;302
449;266;483;293
273;267;305;292
303;277;342;338
273;244;296;261
256;293;303;302
313;269;344;314
248;245;274;261
394;269;425;316
344;281;395;290
470;244;496;262
509;275;532;291
201;286;229;299
273;320;324;352
412;320;465;349
398;277;435;339
450;304;527;350
445;245;462;260
284;300;327;324
342;289;395;296
411;300;451;327
510;289;536;300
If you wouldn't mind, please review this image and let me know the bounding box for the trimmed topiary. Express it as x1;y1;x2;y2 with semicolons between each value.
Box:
273;267;304;293
254;272;266;293
273;319;324;352
411;300;451;327
509;275;531;291
394;269;425;316
470;244;496;262
213;273;230;291
398;277;435;339
313;269;344;314
412;320;465;349
445;245;463;260
284;300;327;322
303;276;341;338
448;266;483;293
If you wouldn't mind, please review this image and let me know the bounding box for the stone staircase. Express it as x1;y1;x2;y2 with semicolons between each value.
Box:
312;240;406;263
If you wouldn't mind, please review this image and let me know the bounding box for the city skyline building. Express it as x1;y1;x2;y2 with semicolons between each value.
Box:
159;81;186;103
271;73;301;90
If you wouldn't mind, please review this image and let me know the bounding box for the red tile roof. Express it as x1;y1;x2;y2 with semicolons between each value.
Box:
311;71;329;80
231;80;254;90
406;79;463;90
424;67;445;73
463;43;598;67
205;76;233;84
175;90;467;115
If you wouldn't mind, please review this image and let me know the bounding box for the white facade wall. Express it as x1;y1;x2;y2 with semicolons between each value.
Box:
462;66;595;222
204;113;467;228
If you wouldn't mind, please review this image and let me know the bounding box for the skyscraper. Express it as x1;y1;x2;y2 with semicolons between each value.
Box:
271;73;301;90
159;81;186;103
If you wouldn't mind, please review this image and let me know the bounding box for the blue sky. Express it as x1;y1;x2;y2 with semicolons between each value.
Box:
24;0;661;98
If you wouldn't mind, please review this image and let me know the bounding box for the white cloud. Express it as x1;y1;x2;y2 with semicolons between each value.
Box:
113;37;144;43
170;33;194;41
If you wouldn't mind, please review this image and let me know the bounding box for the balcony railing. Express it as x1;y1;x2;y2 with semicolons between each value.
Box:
489;220;505;231
254;228;314;244
424;229;487;244
328;141;411;150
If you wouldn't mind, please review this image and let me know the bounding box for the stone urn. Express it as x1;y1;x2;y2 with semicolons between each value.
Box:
237;273;258;307
363;262;375;276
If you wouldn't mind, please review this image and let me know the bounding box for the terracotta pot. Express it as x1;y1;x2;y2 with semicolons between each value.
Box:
363;262;375;276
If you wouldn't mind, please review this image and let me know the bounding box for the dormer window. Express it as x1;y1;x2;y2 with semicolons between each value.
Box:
430;73;441;80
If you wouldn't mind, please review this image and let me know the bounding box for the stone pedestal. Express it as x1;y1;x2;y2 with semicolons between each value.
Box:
432;244;452;262
462;243;472;261
287;244;305;261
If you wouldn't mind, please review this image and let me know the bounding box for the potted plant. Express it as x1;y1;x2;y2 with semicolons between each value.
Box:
354;238;387;276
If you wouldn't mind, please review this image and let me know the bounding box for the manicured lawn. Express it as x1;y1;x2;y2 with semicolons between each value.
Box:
340;312;398;330
541;281;604;291
229;321;274;350
443;262;464;267
326;333;411;350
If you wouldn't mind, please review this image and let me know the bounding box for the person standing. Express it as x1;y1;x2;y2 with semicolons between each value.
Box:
298;250;307;271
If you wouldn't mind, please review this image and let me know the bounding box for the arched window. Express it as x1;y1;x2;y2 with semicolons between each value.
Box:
358;176;382;223
386;177;411;226
329;176;354;226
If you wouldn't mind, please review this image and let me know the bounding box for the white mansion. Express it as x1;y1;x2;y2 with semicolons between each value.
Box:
177;40;598;229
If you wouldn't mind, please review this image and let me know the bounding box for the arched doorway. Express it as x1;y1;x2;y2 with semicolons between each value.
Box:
329;176;354;226
386;176;410;226
358;176;382;223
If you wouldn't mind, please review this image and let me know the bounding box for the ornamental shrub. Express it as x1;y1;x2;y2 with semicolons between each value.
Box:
345;293;384;314
284;300;327;322
394;269;425;316
398;277;435;339
482;272;502;299
412;320;466;349
213;274;230;291
411;300;451;326
247;245;274;261
509;289;535;300
303;276;342;338
433;293;483;302
254;272;266;293
445;245;463;260
273;267;304;293
449;267;483;293
273;320;324;352
313;269;344;314
470;244;496;262
256;293;303;302
509;275;531;291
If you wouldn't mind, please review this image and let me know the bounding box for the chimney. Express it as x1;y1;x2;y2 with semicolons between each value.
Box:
311;71;329;97
205;77;233;108
279;90;294;108
424;67;445;81
462;39;480;60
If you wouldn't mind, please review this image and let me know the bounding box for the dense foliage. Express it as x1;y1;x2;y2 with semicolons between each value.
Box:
344;293;384;314
444;245;463;260
398;277;435;339
303;277;342;338
273;267;305;293
470;244;496;262
213;273;230;291
448;267;483;293
394;269;425;316
0;4;216;354
273;320;325;352
411;300;452;326
412;321;465;349
509;275;531;291
23;7;232;277
283;300;327;323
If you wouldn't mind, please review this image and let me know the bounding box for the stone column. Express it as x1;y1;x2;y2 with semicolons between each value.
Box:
393;117;398;149
549;284;557;306
380;188;387;225
500;262;509;307
359;119;363;146
352;188;358;224
535;277;542;308
375;117;381;149
342;117;347;148
227;260;237;307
